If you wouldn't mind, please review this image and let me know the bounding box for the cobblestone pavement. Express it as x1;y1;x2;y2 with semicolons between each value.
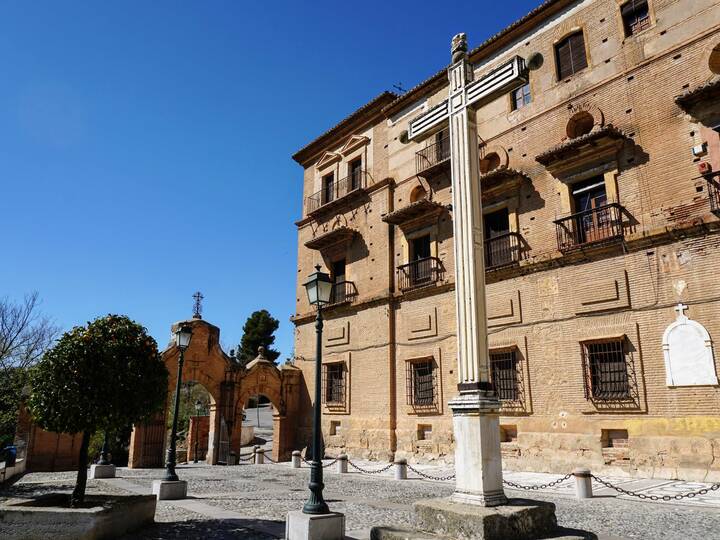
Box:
2;461;719;540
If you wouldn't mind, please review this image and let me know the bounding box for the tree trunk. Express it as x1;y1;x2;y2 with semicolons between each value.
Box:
71;431;91;507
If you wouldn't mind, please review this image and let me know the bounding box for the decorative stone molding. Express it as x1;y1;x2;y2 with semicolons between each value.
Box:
315;150;341;171
338;134;370;156
662;303;719;387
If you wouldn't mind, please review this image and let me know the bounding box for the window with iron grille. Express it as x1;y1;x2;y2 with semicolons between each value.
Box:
405;358;437;407
555;31;588;80
582;340;631;401
322;362;345;405
490;349;519;402
621;0;650;36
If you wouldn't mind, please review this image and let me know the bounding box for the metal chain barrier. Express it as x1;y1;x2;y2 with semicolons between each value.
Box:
347;459;394;475
300;456;340;468
503;473;573;490
406;463;455;481
591;474;720;501
237;453;255;462
264;454;277;463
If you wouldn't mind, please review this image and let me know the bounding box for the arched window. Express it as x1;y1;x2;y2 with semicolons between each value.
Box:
709;42;720;75
480;152;501;174
410;186;428;203
566;111;595;139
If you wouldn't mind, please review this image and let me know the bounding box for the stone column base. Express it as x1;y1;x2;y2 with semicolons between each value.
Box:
152;480;187;500
285;510;345;540
371;497;559;540
89;464;116;479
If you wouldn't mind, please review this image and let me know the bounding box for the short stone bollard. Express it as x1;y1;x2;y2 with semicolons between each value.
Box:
573;467;593;499
337;454;348;474
292;450;301;468
255;448;265;465
394;458;407;480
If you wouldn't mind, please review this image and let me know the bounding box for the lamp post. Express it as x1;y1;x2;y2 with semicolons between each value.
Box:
98;432;111;466
302;265;334;515
193;400;202;464
164;324;193;482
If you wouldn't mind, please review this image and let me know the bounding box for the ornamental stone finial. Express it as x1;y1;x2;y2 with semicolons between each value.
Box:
257;345;266;359
451;32;468;63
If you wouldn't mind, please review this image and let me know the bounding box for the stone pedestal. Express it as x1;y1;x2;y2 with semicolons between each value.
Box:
372;498;557;540
449;392;506;507
89;464;116;479
285;511;345;540
152;480;187;500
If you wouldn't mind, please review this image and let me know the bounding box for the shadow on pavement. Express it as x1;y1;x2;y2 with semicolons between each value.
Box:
122;517;285;539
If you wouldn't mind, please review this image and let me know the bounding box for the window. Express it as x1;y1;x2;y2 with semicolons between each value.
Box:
621;0;650;36
349;158;362;190
511;83;531;110
435;128;450;161
322;172;335;204
406;359;436;407
417;424;432;441
555;31;588;80
331;259;346;304
490;349;519;401
323;363;345;405
480;152;501;174
571;176;613;244
582;339;631;400
484;208;516;269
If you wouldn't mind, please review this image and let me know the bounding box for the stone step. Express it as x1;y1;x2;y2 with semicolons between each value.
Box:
370;526;455;540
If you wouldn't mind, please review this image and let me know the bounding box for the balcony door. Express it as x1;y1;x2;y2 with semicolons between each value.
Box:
410;235;432;286
483;208;511;268
349;159;362;191
322;172;335;205
572;176;609;244
331;259;346;304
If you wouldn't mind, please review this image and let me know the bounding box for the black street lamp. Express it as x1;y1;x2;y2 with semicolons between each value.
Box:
164;324;193;481
98;432;111;465
302;265;334;515
193;400;202;464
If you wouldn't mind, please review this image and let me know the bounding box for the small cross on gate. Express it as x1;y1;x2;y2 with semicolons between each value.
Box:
192;291;204;319
674;302;688;319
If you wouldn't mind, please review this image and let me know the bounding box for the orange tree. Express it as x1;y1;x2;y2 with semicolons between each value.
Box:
28;315;168;506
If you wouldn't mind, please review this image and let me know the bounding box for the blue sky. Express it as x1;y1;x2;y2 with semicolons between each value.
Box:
0;0;539;358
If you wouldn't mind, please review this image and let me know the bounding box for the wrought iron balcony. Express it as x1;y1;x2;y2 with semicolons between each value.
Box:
706;172;720;216
305;170;368;215
415;137;450;177
397;257;444;291
484;232;523;270
329;281;358;306
554;203;624;252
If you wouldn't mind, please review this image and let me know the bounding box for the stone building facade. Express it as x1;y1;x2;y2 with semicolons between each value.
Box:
291;0;720;481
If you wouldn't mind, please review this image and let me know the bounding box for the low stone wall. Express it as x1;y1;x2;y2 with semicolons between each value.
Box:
0;493;156;540
0;459;26;485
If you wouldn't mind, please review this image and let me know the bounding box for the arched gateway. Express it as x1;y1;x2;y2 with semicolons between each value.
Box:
128;317;301;467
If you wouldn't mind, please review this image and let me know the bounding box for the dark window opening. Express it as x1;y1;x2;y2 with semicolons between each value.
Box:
322;172;335;204
555;31;588;79
411;235;432;261
323;363;345;404
621;0;650;36
490;349;519;402
583;340;631;400
349;158;362;190
512;83;532;110
409;360;435;406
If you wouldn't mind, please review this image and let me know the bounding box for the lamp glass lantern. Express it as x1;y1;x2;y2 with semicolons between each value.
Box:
175;325;193;350
303;265;333;306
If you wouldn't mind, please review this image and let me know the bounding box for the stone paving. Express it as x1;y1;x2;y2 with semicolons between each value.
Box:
2;460;719;539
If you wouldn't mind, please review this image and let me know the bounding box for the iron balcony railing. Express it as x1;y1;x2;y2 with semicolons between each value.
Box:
706;172;720;216
416;137;450;176
397;257;444;291
484;232;522;270
329;281;358;306
554;203;624;252
306;170;368;215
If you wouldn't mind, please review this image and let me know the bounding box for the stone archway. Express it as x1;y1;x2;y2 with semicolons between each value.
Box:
128;317;302;467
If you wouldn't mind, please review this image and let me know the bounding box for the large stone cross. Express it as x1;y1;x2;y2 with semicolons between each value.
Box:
408;33;529;507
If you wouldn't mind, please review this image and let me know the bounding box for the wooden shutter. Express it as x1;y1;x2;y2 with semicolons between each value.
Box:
556;31;587;79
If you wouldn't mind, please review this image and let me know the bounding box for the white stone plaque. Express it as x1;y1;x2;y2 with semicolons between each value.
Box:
662;304;719;387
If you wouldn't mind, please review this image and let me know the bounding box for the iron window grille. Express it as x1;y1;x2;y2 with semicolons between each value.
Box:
489;349;521;403
322;362;346;405
581;339;633;402
405;358;438;408
621;0;650;36
705;172;720;216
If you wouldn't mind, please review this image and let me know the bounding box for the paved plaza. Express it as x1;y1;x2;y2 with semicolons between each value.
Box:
2;459;719;539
